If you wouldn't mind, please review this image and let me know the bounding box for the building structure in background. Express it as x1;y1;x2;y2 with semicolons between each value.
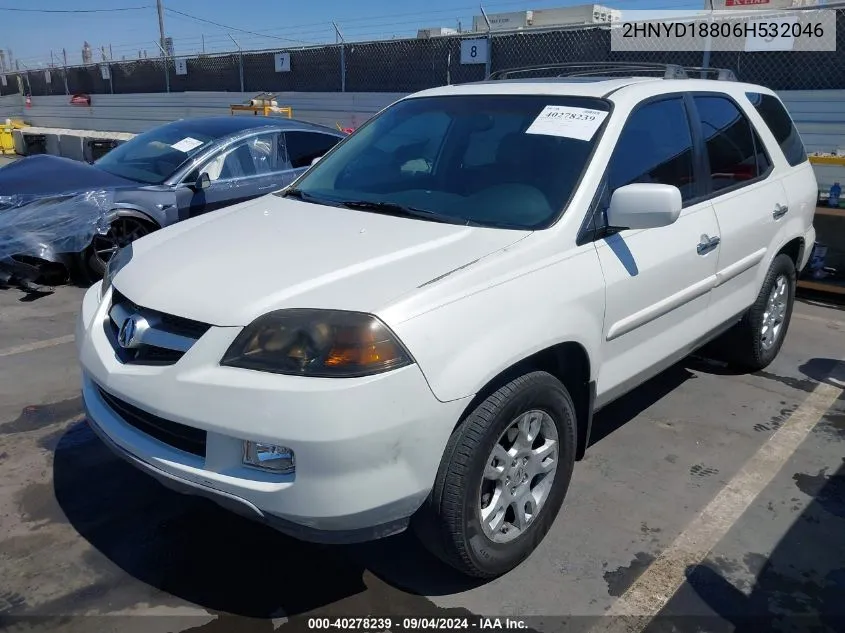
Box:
707;0;824;8
417;27;460;38
472;4;621;32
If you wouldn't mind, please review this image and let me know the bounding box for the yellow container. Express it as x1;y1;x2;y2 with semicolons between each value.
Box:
0;123;14;155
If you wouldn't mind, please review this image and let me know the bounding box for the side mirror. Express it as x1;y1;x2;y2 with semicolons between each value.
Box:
187;172;210;191
607;183;682;230
311;156;323;166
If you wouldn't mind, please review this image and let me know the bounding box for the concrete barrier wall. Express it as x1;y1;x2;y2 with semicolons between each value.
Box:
5;89;843;150
10;91;405;134
3;89;844;187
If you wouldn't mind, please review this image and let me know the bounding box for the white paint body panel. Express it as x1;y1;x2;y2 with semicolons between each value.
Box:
76;76;818;538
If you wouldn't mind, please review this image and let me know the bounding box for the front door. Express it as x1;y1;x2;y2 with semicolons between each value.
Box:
593;96;721;406
176;132;290;219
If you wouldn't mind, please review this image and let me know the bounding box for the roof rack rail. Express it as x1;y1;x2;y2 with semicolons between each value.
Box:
487;62;737;82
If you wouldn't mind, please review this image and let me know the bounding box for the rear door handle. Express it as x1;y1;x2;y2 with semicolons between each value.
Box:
697;235;721;255
773;203;789;219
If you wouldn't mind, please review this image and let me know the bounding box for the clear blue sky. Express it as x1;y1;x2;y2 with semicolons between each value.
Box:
2;0;706;67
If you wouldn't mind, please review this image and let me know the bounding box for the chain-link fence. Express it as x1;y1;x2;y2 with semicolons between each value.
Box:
2;6;844;98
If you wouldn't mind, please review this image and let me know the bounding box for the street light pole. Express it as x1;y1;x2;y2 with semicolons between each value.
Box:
156;0;167;57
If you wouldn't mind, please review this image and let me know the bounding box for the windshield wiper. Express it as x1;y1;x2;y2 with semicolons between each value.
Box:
338;200;463;225
279;187;308;200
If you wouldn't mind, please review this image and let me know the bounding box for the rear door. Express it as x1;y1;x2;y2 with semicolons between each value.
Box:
594;95;721;406
690;94;791;326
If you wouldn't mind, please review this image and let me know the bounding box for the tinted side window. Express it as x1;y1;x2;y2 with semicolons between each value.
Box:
746;92;807;167
608;98;696;201
285;132;342;169
695;96;766;193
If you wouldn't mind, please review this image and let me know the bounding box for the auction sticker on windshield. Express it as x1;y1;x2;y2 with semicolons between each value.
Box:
525;106;609;142
171;137;205;153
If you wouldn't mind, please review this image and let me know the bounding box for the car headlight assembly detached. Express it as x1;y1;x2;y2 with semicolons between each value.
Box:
221;309;414;378
101;244;132;298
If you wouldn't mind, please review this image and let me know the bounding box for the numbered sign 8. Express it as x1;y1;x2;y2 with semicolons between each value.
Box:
460;39;489;65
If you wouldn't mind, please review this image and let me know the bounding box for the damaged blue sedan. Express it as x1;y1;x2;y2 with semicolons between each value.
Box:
0;116;345;290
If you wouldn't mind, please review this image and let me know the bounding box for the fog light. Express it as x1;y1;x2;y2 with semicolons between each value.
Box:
243;441;295;473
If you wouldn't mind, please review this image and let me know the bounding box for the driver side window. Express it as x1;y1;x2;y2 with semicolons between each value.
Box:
193;133;286;183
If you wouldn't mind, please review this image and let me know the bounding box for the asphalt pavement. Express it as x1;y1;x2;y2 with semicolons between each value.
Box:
0;283;844;633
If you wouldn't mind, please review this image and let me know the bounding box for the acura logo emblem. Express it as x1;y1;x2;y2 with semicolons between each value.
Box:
118;315;142;349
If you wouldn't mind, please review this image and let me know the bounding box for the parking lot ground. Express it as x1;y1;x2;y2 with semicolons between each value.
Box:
1;285;844;633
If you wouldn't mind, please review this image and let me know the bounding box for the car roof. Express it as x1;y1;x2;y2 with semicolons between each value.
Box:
406;77;775;102
155;116;341;138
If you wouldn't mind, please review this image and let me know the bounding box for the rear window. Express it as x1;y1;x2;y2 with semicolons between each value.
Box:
746;92;807;167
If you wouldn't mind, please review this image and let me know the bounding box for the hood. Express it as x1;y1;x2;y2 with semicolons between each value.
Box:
114;195;527;326
0;155;136;196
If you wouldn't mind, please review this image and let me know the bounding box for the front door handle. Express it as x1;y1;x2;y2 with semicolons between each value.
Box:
773;203;789;219
697;235;721;255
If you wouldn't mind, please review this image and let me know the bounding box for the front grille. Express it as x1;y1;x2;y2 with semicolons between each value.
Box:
98;387;207;457
114;290;211;339
107;289;211;366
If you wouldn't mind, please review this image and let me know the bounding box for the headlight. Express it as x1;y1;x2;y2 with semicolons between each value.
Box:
101;244;132;297
221;309;413;378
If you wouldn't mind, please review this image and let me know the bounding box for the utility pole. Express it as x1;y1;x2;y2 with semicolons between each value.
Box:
156;0;167;58
62;48;67;66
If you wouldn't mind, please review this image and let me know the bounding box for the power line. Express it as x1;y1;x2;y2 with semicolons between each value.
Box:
164;7;318;45
0;4;151;12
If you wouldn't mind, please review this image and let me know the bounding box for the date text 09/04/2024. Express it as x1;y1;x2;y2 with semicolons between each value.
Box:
306;617;529;631
621;21;825;39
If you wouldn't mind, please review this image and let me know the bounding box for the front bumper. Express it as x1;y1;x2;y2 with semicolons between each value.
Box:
77;282;471;543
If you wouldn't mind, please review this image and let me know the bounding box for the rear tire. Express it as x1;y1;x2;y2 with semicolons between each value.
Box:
722;253;796;372
412;371;577;578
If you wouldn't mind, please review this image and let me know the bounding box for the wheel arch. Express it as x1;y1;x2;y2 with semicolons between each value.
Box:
109;205;162;229
453;341;595;461
777;236;805;273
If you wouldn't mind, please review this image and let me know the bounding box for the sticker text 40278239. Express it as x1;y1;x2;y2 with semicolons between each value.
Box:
525;106;609;142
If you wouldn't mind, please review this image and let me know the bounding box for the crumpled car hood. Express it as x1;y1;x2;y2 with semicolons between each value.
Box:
0;190;113;263
0;154;135;196
114;195;527;327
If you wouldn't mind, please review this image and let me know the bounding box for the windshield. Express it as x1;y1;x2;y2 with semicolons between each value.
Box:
289;94;611;229
94;125;216;184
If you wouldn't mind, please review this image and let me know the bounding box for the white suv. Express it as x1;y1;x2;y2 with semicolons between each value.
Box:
76;64;817;579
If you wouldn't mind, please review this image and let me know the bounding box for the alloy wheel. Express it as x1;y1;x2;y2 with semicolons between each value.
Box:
91;217;151;268
479;409;559;543
760;274;788;351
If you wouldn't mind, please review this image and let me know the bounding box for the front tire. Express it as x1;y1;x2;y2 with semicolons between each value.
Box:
724;253;796;372
75;215;156;284
413;371;577;578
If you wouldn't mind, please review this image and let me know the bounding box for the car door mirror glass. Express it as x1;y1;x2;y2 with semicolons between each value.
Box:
607;183;682;230
194;172;211;190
